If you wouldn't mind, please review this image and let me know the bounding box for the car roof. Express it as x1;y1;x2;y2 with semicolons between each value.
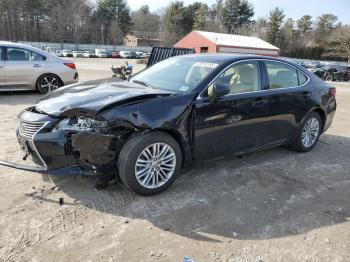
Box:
0;41;58;59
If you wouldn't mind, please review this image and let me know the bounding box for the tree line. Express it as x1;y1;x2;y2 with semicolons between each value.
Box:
0;0;349;61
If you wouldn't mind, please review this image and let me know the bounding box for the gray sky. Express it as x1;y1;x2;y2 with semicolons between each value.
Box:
127;0;350;24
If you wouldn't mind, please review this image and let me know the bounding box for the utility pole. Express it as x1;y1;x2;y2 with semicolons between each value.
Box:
101;24;105;45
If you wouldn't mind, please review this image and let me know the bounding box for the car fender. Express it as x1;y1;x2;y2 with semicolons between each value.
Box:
99;92;197;163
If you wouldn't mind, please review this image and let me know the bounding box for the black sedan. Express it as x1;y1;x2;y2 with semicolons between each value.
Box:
0;54;337;195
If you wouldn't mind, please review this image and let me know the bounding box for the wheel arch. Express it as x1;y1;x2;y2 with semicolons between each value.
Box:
312;107;326;131
152;128;192;167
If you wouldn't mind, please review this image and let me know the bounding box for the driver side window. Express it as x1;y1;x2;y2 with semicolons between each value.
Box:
208;60;261;96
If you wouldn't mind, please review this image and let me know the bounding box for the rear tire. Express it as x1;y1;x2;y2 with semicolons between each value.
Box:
290;112;322;153
36;74;62;94
118;131;182;195
325;75;333;82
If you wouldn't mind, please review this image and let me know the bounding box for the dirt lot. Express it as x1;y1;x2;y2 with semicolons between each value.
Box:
0;59;349;261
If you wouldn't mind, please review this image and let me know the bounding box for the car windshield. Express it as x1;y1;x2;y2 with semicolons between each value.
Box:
131;56;221;93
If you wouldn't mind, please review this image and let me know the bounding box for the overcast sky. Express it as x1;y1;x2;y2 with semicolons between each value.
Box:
127;0;350;24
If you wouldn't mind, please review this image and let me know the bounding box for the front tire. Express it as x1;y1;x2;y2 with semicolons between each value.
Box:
37;74;62;94
118;131;182;195
290;112;322;152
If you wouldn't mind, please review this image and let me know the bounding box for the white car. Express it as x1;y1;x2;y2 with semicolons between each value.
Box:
55;50;63;57
82;51;97;58
0;42;79;94
136;51;147;58
119;51;132;58
73;51;83;58
97;52;107;58
62;50;73;57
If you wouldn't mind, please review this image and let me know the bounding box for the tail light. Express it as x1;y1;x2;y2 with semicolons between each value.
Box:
64;63;76;69
329;87;336;97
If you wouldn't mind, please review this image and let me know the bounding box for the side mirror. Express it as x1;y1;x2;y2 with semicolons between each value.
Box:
210;81;231;100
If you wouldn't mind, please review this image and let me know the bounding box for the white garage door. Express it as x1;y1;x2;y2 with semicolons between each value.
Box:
218;46;279;56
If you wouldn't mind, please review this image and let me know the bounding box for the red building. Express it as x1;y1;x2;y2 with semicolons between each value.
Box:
174;30;280;56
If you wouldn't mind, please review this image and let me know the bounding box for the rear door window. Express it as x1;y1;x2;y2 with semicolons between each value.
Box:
297;71;308;85
31;52;46;61
265;61;299;89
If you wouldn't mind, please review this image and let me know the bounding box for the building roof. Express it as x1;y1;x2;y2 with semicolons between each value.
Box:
195;31;280;51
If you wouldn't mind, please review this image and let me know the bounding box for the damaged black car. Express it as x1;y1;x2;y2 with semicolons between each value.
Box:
0;54;336;195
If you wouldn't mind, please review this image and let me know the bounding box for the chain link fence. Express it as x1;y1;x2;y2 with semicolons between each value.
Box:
18;41;153;52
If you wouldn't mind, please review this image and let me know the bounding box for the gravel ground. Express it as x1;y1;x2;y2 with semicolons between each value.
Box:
0;59;349;261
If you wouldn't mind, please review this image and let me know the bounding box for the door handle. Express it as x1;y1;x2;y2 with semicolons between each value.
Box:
33;64;42;68
252;97;268;107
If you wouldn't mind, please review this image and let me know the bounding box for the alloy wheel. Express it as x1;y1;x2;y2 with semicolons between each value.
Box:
301;117;320;148
40;76;59;93
135;143;176;189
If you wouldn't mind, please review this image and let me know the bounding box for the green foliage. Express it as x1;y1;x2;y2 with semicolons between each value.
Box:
222;0;254;33
182;2;202;33
297;15;313;34
193;3;209;30
267;7;285;47
98;0;132;35
314;14;339;43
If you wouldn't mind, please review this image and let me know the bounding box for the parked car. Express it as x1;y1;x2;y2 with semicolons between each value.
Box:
0;41;79;94
324;64;349;81
119;51;132;58
0;54;336;195
312;64;349;82
82;51;97;58
62;50;73;57
135;51;149;58
97;52;107;58
107;51;121;58
129;51;138;59
55;50;63;57
95;49;107;58
73;51;83;58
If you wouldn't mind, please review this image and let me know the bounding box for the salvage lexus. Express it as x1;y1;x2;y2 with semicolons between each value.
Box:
0;54;336;195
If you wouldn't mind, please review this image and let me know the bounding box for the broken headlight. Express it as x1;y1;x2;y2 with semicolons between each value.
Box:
56;117;109;133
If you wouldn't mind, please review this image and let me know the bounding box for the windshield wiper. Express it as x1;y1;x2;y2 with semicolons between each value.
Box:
132;80;155;89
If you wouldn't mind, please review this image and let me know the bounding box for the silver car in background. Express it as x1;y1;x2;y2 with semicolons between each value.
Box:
0;42;79;94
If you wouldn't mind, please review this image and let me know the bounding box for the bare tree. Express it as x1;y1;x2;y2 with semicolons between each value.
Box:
131;5;160;40
329;26;350;62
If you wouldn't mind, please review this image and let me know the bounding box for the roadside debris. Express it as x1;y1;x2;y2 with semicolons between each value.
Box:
232;231;240;238
184;257;196;262
197;198;207;204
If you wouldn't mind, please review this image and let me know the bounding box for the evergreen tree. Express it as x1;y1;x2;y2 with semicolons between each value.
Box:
193;3;209;30
97;0;132;44
267;7;285;47
182;2;202;33
222;0;254;34
297;15;313;35
162;1;186;46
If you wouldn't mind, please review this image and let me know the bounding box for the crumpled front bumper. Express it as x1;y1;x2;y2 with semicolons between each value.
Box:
2;107;121;177
0;159;84;176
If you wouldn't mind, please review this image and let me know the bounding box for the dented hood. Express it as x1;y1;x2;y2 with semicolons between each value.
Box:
35;79;173;117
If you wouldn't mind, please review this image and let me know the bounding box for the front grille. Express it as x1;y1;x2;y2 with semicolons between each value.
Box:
17;120;47;167
18;121;45;140
27;141;45;166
